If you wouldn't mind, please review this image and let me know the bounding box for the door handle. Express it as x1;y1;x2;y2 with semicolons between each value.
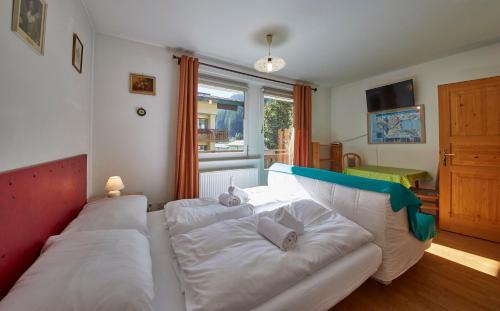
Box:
442;148;455;166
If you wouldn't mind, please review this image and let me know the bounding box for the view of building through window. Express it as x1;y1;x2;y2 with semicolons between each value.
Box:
197;83;245;153
263;93;294;168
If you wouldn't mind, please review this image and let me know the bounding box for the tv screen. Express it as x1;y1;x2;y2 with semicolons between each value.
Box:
366;80;415;112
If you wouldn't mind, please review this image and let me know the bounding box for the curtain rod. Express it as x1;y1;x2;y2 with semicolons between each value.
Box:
172;55;317;92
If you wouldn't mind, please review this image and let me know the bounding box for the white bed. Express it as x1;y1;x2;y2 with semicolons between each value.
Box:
147;163;433;310
0;169;427;311
148;210;382;311
263;169;432;283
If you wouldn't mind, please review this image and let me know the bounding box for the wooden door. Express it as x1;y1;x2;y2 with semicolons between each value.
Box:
439;76;500;242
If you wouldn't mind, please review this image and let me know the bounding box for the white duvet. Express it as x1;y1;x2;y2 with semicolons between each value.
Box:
170;199;374;311
245;186;303;213
165;199;253;236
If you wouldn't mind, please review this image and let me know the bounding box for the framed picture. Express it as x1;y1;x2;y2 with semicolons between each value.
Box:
129;73;156;96
11;0;47;55
367;105;426;144
72;33;83;73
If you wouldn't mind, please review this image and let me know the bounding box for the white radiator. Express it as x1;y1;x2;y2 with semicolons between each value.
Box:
199;168;259;198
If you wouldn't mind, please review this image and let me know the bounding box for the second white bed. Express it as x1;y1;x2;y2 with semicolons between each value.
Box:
148;210;382;311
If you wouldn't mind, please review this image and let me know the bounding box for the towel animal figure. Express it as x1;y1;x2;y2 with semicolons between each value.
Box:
218;192;242;207
218;176;248;206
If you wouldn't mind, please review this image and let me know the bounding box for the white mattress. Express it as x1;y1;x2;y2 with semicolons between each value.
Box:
147;211;382;311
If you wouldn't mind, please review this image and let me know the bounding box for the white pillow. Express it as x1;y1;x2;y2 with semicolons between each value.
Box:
0;230;154;311
64;195;149;236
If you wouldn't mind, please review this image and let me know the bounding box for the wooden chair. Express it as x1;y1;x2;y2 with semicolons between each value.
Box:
342;153;362;169
411;169;439;224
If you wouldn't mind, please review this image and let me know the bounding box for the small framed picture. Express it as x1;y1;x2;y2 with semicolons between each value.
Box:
129;73;156;96
72;33;83;73
11;0;48;55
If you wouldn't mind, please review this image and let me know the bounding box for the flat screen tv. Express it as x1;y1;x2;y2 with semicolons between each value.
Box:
366;80;415;112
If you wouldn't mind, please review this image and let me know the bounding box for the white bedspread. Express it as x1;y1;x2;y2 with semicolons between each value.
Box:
165;199;253;236
245;186;304;213
170;199;374;311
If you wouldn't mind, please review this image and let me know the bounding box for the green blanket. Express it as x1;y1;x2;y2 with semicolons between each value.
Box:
268;163;436;241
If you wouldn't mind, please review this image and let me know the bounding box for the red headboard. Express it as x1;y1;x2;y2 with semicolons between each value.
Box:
0;155;87;299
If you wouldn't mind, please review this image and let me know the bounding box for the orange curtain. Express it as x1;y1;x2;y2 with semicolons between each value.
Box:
174;55;199;199
293;84;312;167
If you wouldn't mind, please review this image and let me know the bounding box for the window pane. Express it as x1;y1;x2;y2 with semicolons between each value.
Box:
198;83;245;153
263;94;294;168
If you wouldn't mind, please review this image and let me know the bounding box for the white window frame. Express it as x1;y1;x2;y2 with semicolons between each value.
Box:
198;75;249;159
262;87;294;168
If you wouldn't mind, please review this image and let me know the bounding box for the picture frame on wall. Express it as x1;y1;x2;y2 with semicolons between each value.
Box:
129;73;156;96
11;0;48;55
367;105;426;144
72;33;83;73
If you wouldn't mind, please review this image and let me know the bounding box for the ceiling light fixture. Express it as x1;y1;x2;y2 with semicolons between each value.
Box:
254;34;286;73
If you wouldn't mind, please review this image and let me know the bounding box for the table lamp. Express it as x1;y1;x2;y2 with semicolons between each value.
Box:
105;176;125;197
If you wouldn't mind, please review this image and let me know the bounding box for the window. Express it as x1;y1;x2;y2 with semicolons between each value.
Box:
197;80;246;154
263;90;294;168
198;117;209;129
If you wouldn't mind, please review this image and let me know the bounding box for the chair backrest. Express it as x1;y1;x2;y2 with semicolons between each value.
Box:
343;153;362;168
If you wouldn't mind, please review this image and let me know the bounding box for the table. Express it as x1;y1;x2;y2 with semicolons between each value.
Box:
343;165;430;188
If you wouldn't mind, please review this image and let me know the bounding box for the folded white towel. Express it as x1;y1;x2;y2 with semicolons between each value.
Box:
233;186;250;203
216;204;253;222
275;208;304;235
218;192;242;207
257;216;298;251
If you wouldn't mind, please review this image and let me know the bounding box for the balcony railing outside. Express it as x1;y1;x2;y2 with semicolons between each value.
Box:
264;128;293;168
264;149;291;168
198;129;229;142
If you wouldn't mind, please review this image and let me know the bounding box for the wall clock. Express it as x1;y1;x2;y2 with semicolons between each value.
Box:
136;107;146;117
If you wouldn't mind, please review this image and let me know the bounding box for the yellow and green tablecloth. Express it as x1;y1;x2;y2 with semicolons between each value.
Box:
343;165;430;188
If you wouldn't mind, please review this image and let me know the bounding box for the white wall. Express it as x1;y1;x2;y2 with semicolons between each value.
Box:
92;34;178;204
0;0;94;186
92;34;331;205
312;87;331;144
330;43;500;186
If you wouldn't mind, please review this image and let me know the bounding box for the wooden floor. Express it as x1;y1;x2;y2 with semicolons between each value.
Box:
331;231;500;311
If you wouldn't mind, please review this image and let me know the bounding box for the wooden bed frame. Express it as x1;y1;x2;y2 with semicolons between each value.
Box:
0;155;87;299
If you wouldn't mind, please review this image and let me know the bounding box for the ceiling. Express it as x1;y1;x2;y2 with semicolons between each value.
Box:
83;0;500;86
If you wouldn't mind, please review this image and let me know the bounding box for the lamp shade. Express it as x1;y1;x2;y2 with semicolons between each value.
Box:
254;56;286;73
104;176;125;191
254;34;286;73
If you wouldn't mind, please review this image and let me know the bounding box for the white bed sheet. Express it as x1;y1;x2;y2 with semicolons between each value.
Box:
148;211;382;311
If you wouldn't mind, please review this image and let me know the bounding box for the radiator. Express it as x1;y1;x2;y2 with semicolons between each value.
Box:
199;168;259;198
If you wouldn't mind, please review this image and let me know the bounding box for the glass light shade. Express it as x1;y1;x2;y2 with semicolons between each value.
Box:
104;176;125;191
254;56;286;73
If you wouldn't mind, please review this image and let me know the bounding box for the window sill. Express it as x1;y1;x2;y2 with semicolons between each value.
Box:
198;155;261;162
